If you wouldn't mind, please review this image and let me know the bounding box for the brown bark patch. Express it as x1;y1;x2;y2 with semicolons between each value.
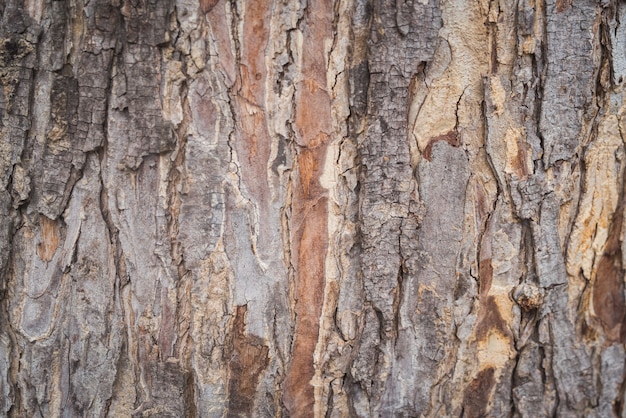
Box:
228;0;275;257
294;83;332;148
284;145;329;417
158;287;176;358
282;10;332;413
423;130;460;161
513;140;530;179
282;234;325;415
462;367;495;418
237;99;264;162
592;206;626;342
593;254;625;341
478;258;493;298
141;361;193;417
284;195;328;417
473;182;489;229
299;149;319;198
478;215;493;298
200;0;219;14
228;305;270;417
475;296;508;341
292;0;332;149
556;0;571;13
36;216;59;261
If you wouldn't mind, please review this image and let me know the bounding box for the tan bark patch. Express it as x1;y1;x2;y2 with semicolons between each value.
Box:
504;127;530;179
36;216;59;262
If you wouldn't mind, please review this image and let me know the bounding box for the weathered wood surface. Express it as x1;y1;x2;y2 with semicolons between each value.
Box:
1;0;626;416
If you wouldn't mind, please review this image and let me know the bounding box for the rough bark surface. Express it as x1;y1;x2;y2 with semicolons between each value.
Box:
1;0;626;417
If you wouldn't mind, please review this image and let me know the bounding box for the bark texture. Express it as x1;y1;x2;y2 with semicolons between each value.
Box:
1;0;626;416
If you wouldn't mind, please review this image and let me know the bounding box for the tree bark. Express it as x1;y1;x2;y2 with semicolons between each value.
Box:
1;0;625;416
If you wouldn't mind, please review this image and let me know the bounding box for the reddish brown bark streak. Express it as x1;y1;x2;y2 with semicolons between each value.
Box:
593;199;626;342
228;305;270;416
514;141;530;179
230;0;279;255
283;2;333;416
475;296;509;341
284;177;328;416
423;130;460;161
462;367;496;417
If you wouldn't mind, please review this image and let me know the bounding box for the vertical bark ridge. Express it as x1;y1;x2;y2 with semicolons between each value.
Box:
282;1;334;416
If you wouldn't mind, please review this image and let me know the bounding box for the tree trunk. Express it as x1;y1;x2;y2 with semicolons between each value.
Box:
0;0;625;416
